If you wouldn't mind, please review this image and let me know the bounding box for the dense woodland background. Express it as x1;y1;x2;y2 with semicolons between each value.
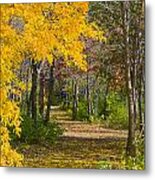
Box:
1;1;145;169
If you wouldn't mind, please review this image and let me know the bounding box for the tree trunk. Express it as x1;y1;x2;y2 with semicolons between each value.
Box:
138;74;143;132
126;66;136;157
31;59;38;127
122;1;136;157
86;70;91;119
102;80;109;120
45;61;54;123
27;86;32;117
39;69;45;119
26;65;30;115
72;79;78;120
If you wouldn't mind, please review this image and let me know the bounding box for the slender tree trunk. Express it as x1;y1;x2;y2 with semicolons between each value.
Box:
39;69;45;119
86;70;91;119
27;86;32;117
26;63;31;116
141;66;145;135
102;80;109;120
45;61;54;123
122;1;136;157
72;79;78;120
27;61;33;117
26;67;29;113
31;59;38;127
138;47;145;135
126;66;136;157
138;3;145;134
138;74;143;132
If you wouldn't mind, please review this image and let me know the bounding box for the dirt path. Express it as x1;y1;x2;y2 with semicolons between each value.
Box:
52;107;127;140
22;107;128;169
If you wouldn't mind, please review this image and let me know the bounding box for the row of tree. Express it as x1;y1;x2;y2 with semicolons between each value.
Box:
89;0;145;156
23;1;145;158
0;2;104;166
0;1;145;167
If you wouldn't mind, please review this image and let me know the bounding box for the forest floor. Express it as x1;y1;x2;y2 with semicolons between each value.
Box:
20;106;128;169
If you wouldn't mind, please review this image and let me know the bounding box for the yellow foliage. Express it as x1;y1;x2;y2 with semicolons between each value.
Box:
1;5;24;167
2;2;105;68
0;88;23;166
0;2;105;166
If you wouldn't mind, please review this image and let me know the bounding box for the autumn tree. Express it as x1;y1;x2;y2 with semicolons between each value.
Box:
14;2;104;123
0;5;24;166
0;2;104;166
121;0;145;157
89;0;144;156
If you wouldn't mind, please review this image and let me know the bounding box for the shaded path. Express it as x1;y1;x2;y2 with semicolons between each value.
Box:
22;106;128;169
52;106;127;140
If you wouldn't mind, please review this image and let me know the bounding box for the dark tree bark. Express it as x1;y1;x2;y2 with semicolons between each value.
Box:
72;79;78;120
26;66;30;114
86;70;91;119
138;1;145;134
137;40;145;134
138;72;143;132
121;1;136;157
45;61;55;123
39;68;45;119
126;66;136;157
102;83;109;120
27;86;32;117
31;59;38;127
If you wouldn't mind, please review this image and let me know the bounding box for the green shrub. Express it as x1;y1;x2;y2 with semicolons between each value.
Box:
124;154;144;170
97;160;112;170
16;114;63;144
77;101;89;121
120;138;145;170
105;92;128;129
97;138;144;170
88;115;101;124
